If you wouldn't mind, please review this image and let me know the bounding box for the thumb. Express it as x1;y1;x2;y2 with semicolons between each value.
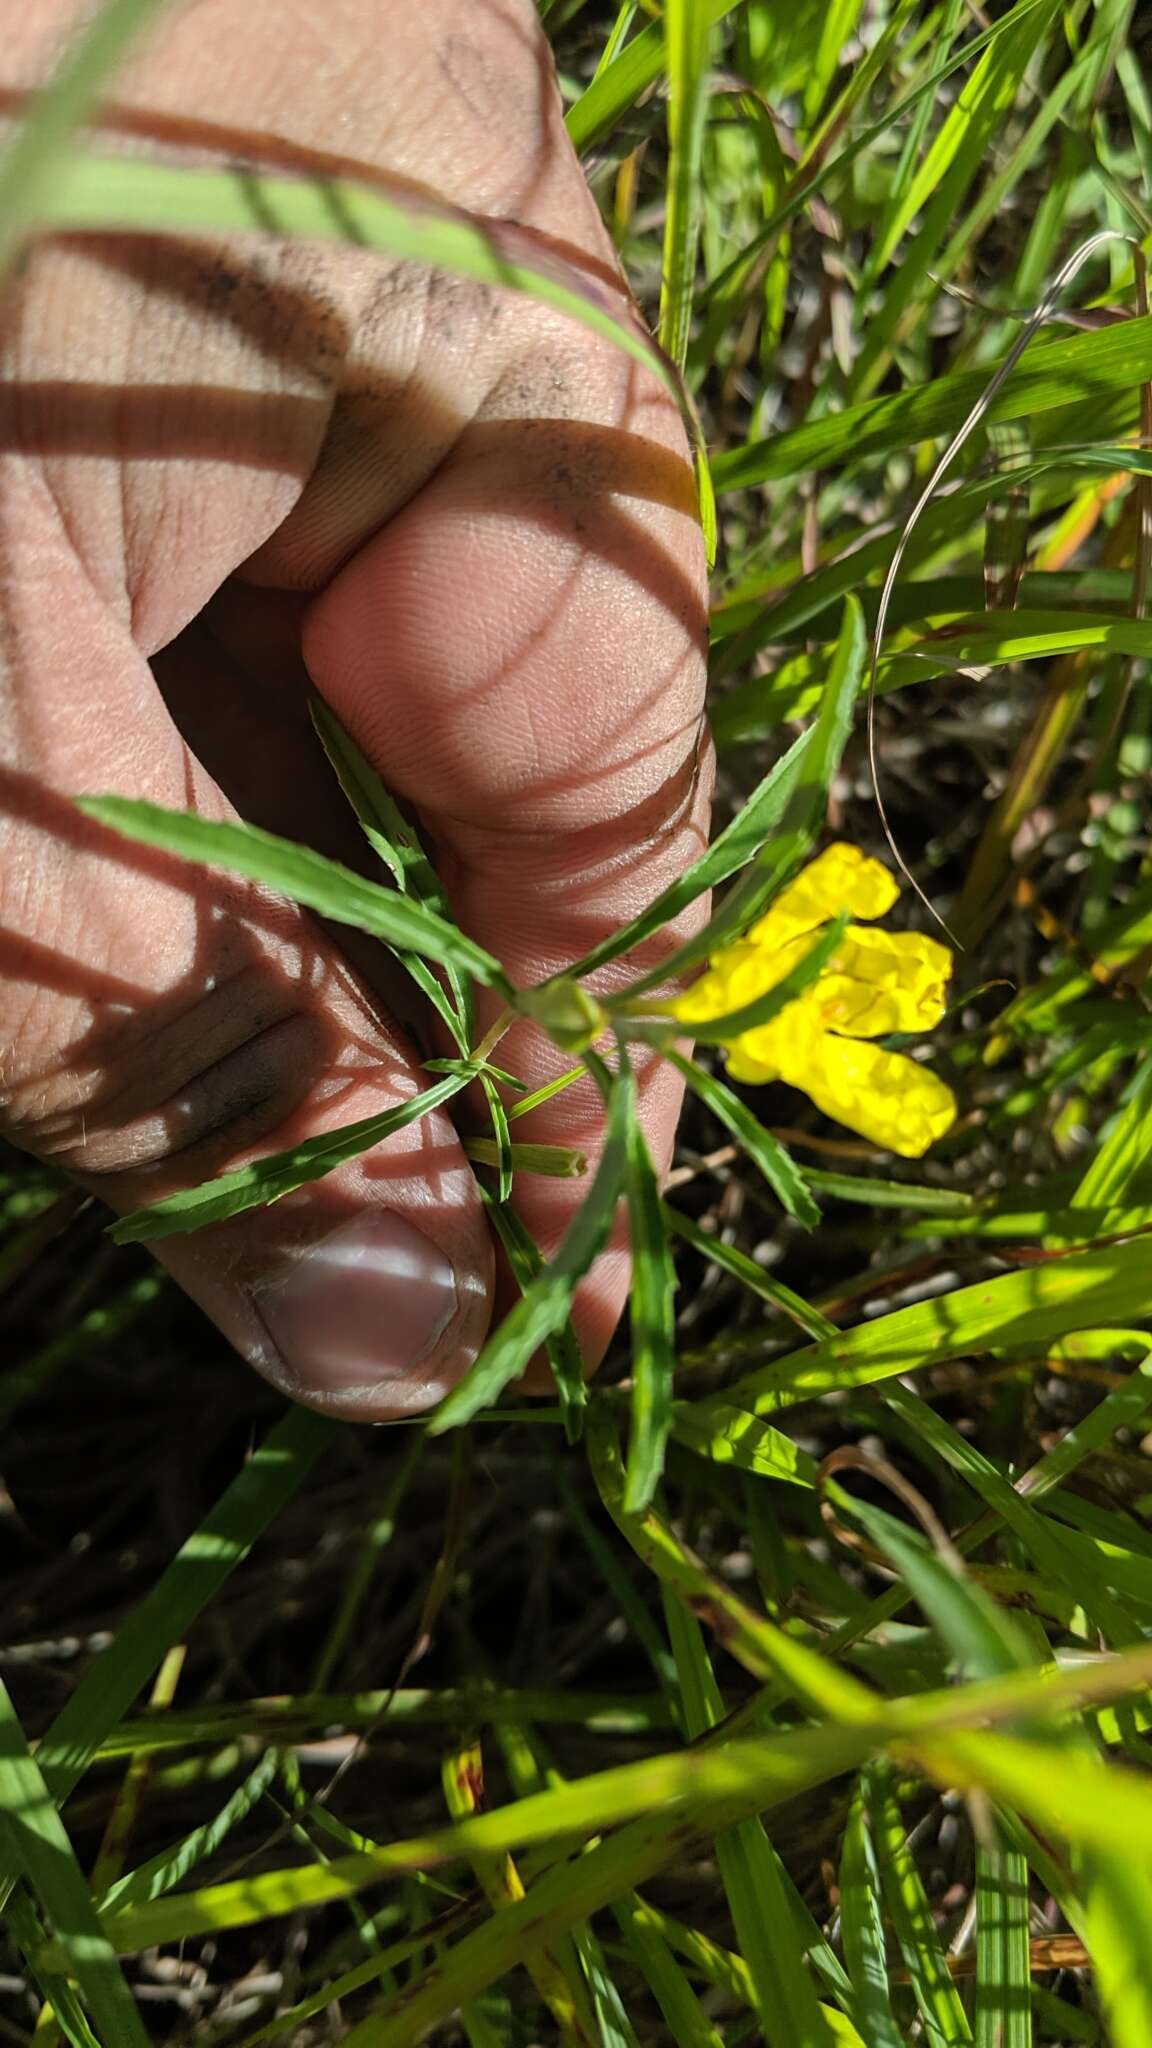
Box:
0;479;492;1418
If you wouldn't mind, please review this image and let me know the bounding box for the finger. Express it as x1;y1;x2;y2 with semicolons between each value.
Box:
302;328;712;1367
0;463;493;1418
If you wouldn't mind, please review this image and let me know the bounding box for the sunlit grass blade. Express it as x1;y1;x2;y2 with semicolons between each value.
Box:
710;1236;1152;1420
659;0;711;370
868;1762;974;2047
337;1726;873;2048
310;696;473;1048
838;1781;904;2048
4;1882;104;2048
0;0;168;275
611;1891;726;2048
441;1735;596;2047
663;1204;837;1340
19;1406;335;1820
428;1058;633;1431
1071;1044;1152;1209
96;1750;279;1913
834;1484;1035;1680
0;1674;150;2048
79;796;506;986
1081;1857;1152;2048
40;150;681;397
587;1406;872;1717
484;1198;587;1442
667;1049;820;1227
713;320;1152;492
880;1385;1138;1645
974;1838;1032;2048
662;1593;841;2048
672;1398;817;1488
621;1071;677;1513
70;1724;881;1958
566;0;739;152
109;1072;472;1242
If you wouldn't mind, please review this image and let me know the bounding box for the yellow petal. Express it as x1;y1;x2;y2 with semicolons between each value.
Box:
724;997;818;1082
673;930;825;1026
748;844;899;950
672;940;783;1024
814;928;954;1038
779;1032;957;1157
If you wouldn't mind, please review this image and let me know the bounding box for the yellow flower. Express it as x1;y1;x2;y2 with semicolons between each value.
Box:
673;843;957;1158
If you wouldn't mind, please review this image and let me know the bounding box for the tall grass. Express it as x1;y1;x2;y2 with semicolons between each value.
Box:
1;0;1152;2041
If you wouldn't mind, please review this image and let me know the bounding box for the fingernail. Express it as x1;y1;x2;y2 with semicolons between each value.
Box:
251;1212;458;1411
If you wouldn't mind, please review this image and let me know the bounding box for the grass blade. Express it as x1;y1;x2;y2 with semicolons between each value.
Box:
310;697;473;1048
96;1750;280;1913
974;1838;1032;2048
711;1237;1152;1419
0;1675;150;2048
838;1782;904;2048
713;320;1152;492
110;1072;471;1242
21;1407;335;1818
427;1059;633;1430
611;1891;726;2048
0;0;168;275
659;0;711;370
79;796;505;987
667;1049;820;1227
868;1762;974;2047
622;1065;678;1512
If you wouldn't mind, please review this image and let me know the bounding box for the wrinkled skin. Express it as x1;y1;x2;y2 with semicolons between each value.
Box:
0;0;712;1418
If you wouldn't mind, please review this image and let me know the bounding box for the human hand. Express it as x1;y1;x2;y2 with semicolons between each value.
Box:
0;0;712;1418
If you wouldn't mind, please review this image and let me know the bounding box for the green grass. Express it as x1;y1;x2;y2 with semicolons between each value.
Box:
2;0;1152;2041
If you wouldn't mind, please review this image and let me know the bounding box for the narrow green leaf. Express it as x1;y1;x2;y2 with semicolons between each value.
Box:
622;1073;678;1513
611;1893;727;2048
869;1762;974;2047
478;1071;513;1203
1081;1856;1152;2048
834;1489;1034;1683
662;1204;837;1340
838;1783;904;2048
428;1061;633;1431
565;0;739;152
4;1883;104;2048
712;1237;1152;1419
566;726;816;983
96;1750;279;1913
310;697;472;1048
21;1407;335;1817
484;1197;588;1443
667;1049;820;1228
713;320;1152;492
672;1400;817;1488
660;0;711;369
79;796;505;986
39;151;675;397
71;1724;881;1957
1072;1046;1152;1210
881;1385;1139;1646
661;1595;841;2048
110;1073;471;1242
0;0;169;276
974;1838;1032;2048
0;1676;150;2048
